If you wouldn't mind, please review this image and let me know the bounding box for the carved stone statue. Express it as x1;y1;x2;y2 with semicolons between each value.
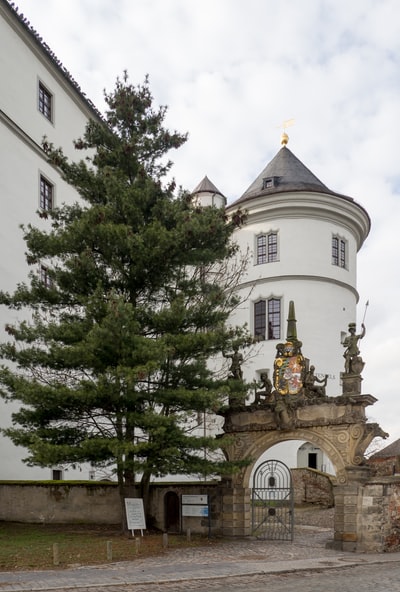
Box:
304;365;328;397
269;391;292;429
254;371;273;405
343;323;366;374
223;346;243;380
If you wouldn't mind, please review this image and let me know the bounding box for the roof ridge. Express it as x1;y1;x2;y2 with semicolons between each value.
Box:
2;0;102;120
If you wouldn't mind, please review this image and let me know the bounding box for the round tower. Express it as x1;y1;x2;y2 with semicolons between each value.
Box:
191;175;226;209
226;138;370;395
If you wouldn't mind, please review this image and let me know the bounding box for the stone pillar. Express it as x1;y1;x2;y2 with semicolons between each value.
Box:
341;372;363;395
219;479;251;537
329;465;371;552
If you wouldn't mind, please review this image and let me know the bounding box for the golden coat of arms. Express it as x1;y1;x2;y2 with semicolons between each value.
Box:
273;340;305;395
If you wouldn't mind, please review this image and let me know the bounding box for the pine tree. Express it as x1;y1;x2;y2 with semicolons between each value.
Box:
0;74;249;525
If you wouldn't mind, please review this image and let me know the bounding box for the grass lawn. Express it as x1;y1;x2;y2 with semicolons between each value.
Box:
0;522;215;571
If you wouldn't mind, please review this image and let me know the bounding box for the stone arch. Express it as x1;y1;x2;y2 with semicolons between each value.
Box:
219;396;388;550
237;428;346;489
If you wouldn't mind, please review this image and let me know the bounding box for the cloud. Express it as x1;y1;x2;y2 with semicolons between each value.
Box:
14;0;400;443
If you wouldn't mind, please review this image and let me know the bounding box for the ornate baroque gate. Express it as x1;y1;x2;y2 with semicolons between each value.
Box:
251;459;294;541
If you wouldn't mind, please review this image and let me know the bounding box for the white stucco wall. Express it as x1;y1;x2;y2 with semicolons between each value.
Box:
0;6;96;480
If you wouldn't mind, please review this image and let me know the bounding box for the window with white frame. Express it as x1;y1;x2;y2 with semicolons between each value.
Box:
256;232;278;264
254;297;281;340
332;235;346;268
38;81;53;121
40;175;54;211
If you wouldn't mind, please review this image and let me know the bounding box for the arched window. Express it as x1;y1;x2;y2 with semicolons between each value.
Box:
254;298;281;340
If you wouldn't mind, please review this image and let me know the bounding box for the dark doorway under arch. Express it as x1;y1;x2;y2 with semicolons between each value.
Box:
164;491;180;533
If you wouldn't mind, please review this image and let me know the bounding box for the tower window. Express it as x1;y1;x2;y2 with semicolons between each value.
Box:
332;236;346;268
267;233;278;262
256;232;278;264
254;298;281;340
38;81;53;121
40;175;54;211
254;300;266;339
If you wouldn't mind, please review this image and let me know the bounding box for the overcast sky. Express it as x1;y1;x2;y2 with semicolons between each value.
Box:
14;0;400;445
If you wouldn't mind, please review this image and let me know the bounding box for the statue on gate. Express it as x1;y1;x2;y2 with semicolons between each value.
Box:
342;322;366;375
223;346;243;381
254;371;273;405
303;364;328;398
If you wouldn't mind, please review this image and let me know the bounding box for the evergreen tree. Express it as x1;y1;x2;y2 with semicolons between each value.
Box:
0;74;249;524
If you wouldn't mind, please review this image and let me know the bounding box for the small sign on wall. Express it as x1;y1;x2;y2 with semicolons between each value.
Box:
182;494;208;505
124;498;146;536
180;494;210;536
182;504;209;517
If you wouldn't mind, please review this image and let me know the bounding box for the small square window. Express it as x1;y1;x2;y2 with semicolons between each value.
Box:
38;82;53;121
40;176;54;211
262;176;278;190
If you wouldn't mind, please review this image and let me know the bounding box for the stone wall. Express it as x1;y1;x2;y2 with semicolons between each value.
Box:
0;482;122;525
291;468;334;506
360;477;400;552
0;481;222;535
148;482;222;535
367;456;400;477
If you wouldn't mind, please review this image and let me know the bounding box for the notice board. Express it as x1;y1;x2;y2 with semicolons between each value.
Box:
124;498;146;531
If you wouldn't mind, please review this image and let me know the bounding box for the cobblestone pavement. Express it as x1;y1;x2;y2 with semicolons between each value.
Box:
0;523;400;592
103;563;400;592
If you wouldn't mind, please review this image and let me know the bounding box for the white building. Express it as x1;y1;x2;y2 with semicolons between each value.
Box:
0;1;369;479
0;0;101;479
192;134;369;474
193;133;370;398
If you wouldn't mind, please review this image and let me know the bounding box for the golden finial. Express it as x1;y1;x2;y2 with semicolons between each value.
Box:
278;118;294;146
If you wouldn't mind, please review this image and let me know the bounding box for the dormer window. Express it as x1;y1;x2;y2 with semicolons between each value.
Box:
262;176;278;190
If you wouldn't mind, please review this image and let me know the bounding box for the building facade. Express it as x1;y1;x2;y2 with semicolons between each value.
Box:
0;0;100;479
0;1;370;480
192;136;369;474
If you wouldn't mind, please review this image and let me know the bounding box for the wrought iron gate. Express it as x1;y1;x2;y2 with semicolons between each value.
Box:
251;459;294;541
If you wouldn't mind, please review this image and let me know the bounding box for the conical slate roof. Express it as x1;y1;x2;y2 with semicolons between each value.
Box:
230;146;352;207
192;176;225;198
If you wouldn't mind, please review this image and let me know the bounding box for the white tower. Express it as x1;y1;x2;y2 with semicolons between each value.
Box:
224;135;370;396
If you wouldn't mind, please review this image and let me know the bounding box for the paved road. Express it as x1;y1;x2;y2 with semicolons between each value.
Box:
6;562;400;592
115;563;400;592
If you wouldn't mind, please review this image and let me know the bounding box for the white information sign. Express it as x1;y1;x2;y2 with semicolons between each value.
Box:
124;498;146;531
182;504;209;517
181;494;208;504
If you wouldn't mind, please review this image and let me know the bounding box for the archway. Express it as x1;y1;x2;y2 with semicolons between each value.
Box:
164;491;180;533
218;394;387;550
